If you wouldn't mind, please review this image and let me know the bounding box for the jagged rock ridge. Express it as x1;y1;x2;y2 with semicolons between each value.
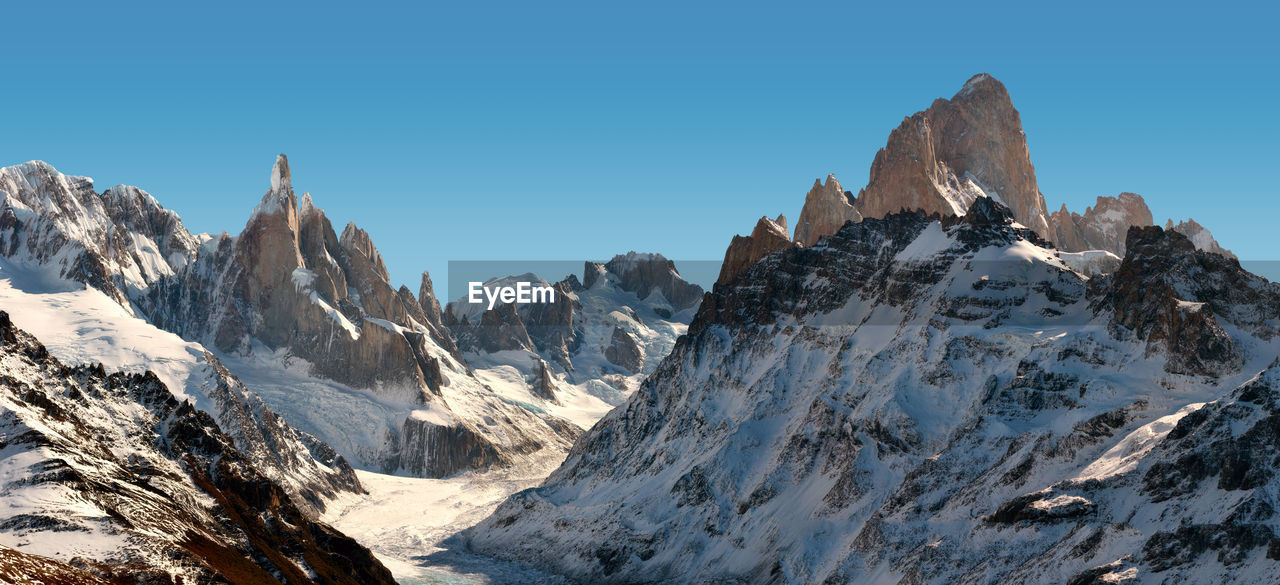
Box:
0;156;578;479
719;214;791;285
790;74;1232;264
464;198;1280;585
0;312;396;584
445;254;703;409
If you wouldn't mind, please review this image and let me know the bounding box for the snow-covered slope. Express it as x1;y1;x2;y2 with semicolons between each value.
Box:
0;161;198;308
444;254;701;431
0;256;361;516
0;156;580;479
0;312;395;584
463;198;1280;584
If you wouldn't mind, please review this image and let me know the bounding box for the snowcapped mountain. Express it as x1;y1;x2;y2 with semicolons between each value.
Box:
0;311;395;583
0;257;361;517
0;155;579;482
462;197;1280;584
443;253;703;429
792;74;1233;261
0;161;199;308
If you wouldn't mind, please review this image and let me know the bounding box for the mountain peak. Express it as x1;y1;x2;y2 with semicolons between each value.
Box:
794;173;859;246
299;191;320;217
271;153;291;192
955;72;1006;99
855;73;1048;236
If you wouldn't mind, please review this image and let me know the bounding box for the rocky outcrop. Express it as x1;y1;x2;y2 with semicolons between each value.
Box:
718;214;792;285
1092;226;1275;376
604;327;643;374
141;155;454;404
787;74;1231;265
415;270;461;357
447;301;536;354
603;252;703;312
0;544;119;585
0;312;396;584
1167;217;1237;259
855;73;1051;236
1047;193;1154;256
530;358;559;403
522;278;584;370
464;199;1280;585
794;175;858;246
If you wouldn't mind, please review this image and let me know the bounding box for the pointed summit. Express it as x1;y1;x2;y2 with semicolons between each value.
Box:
271;153;291;192
794;173;859;246
855;73;1050;236
717;214;793;285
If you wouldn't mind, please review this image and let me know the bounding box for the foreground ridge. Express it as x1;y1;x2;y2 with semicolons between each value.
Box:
0;311;396;584
464;199;1280;584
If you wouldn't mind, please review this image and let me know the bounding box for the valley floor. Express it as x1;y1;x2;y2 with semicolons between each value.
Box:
323;469;568;585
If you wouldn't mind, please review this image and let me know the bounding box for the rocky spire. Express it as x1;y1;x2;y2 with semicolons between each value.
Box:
855;73;1051;237
784;74;1232;264
271;153;291;192
418;271;444;325
794;174;859;246
1047;192;1154;256
718;214;792;285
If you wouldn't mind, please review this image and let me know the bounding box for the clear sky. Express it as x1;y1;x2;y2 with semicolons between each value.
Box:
3;1;1276;295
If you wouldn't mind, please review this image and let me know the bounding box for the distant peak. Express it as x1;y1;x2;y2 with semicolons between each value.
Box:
299;192;320;216
271;154;291;192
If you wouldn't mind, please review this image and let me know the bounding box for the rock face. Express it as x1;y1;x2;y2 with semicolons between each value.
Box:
0;157;578;479
1166;217;1237;259
0;161;199;306
1093;225;1273;376
1048;192;1154;256
602;252;703;312
856;73;1051;236
794;175;859;246
604;327;643;374
464;199;1280;585
786;74;1232;266
718;214;792;285
142;156;450;404
0;159;361;515
0;312;396;584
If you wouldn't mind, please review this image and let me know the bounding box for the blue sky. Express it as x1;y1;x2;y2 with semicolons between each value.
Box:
3;1;1276;294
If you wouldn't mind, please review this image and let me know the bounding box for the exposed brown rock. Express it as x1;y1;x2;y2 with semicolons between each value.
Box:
522;278;584;371
794;175;859;246
1047;192;1154;256
143;155;452;404
1095;226;1242;376
718;214;792;285
446;302;535;354
855;73;1051;237
784;74;1233;266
